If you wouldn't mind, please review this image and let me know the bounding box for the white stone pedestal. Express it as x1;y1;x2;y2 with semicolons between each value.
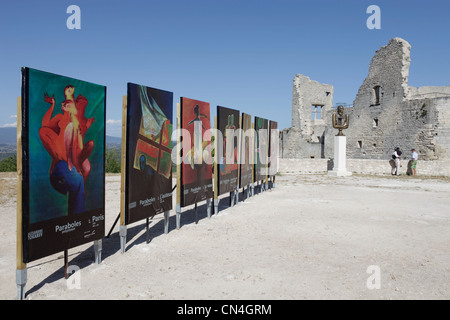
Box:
328;135;352;177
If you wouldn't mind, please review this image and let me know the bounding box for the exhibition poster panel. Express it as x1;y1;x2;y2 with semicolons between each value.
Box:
21;67;106;263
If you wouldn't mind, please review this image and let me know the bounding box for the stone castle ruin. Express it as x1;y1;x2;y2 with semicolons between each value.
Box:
280;38;450;161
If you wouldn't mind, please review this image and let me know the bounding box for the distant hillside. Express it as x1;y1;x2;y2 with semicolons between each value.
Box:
106;135;121;147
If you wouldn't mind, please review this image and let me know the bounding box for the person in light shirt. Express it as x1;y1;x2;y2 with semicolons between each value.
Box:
410;148;418;176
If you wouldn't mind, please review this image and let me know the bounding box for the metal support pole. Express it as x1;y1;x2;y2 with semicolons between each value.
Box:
206;198;211;218
64;249;69;279
195;202;198;224
214;198;219;215
16;268;27;300
120;225;127;254
146;218;150;243
93;240;102;264
230;191;235;207
164;211;169;234
176;204;181;229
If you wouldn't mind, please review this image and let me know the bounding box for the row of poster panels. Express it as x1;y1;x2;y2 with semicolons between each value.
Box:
217;108;277;195
18;68;278;265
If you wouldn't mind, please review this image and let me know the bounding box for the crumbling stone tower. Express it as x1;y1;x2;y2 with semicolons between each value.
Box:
345;38;450;160
280;74;334;159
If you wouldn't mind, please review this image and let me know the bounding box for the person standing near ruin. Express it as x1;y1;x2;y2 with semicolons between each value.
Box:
410;148;418;176
392;147;402;176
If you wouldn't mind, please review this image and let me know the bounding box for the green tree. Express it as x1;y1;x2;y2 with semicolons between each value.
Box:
105;148;121;173
0;155;17;172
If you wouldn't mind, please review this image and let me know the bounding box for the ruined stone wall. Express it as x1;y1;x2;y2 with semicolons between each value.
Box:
344;38;450;161
280;37;450;161
434;97;450;159
291;74;334;133
280;74;333;159
409;86;450;99
345;38;410;159
279;127;324;159
345;98;441;160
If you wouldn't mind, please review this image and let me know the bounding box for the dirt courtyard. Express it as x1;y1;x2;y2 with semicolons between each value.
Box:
0;172;449;300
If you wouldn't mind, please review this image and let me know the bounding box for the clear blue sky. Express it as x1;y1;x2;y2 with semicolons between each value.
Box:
1;0;449;136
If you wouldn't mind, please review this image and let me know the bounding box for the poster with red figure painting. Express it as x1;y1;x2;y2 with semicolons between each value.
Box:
20;67;105;263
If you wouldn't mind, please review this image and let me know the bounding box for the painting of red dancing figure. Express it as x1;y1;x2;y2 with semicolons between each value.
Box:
40;86;94;207
20;67;105;263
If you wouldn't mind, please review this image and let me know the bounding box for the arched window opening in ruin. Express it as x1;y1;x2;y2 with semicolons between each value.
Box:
373;85;381;105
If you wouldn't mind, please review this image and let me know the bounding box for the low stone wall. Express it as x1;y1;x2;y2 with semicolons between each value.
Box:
279;158;450;177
